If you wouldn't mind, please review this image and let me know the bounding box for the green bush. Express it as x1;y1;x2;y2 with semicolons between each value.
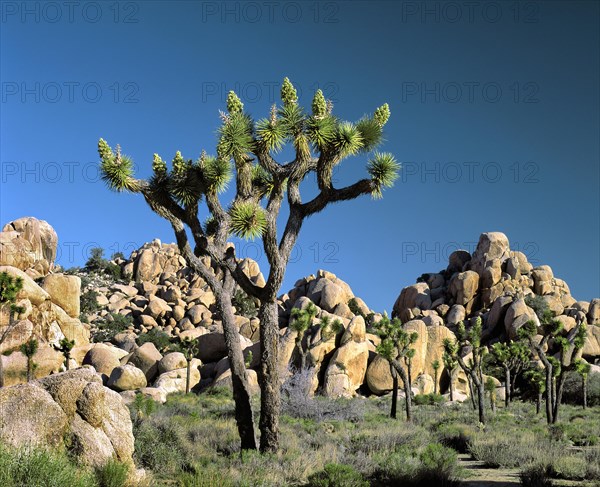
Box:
80;289;101;317
105;263;122;281
417;443;461;487
307;463;369;487
137;328;172;351
94;458;130;487
561;370;600;407
436;423;475;453
520;464;553;487
414;393;445;406
92;313;132;343
231;289;258;319
0;444;95;487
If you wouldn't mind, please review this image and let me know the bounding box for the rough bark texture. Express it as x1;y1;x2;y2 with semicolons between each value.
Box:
258;300;280;453
504;366;511;408
390;365;398;419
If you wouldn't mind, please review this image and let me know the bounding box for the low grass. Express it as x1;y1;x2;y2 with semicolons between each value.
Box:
2;386;599;486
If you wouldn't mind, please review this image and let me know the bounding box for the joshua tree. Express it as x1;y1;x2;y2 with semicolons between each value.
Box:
445;317;487;424
485;376;497;413
98;78;398;452
405;348;415;389
289;304;342;392
442;339;459;402
573;359;591;409
374;314;418;421
180;337;199;394
524;367;546;415
0;271;25;387
431;359;440;395
58;337;75;371
20;338;38;382
518;315;586;424
490;340;530;408
550;323;587;422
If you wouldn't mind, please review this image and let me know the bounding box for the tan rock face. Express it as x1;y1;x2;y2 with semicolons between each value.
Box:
0;368;134;467
83;344;123;382
1;217;58;275
42;273;81;318
392;283;431;322
127;342;163;382
107;364;148;391
450;271;479;313
1;345;64;386
323;340;369;398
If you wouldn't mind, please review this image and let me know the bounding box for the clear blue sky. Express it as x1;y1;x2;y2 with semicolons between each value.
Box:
1;0;599;312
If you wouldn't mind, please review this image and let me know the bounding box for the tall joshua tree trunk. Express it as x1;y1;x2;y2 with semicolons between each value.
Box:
392;361;412;422
390;365;398;419
503;365;511;408
258;299;280;453
218;275;257;451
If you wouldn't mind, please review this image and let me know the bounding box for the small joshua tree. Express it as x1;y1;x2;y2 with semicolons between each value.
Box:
485;376;497;413
20;338;38;382
573;359;591;409
0;271;25;387
374;314;418;421
490;340;530;408
290;303;342;372
180;337;199;394
524;367;546;415
445;317;487;424
431;359;440;395
442;339;459;402
98;78;398;452
58;337;75;371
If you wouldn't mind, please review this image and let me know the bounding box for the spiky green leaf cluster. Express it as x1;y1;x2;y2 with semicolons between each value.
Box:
306;115;336;150
573;322;587;350
333;122;363;157
524;367;546;393
290;302;318;335
218;113;254;160
373;314;417;362
226;91;244;114
168;164;204;207
281;77;298;106
229;201;267;240
574;359;591;377
202;156;232;194
374;103;391;127
367;152;400;198
312;89;327;118
98;139;138;192
203;216;218;237
319;315;343;342
278;103;305;139
255;118;286;153
356;117;384;152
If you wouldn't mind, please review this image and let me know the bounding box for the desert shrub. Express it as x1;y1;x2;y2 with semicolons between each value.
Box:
86;247;108;273
80;289;101;317
111;252;125;260
347;298;365;318
435;423;475;453
137;328;172;351
525;295;550;320
561;370;600;407
104;262;122;281
92;313;132;343
94;458;130;487
307;463;369;487
414;393;445;406
417;443;461;486
520;464;553;487
133;418;192;474
469;430;549;468
231;289;258;318
0;444;94;487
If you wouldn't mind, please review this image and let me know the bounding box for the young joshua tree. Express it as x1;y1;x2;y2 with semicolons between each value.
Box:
445;317;487;424
374;314;418;421
485;376;497;413
98;78;398;452
573;359;591;409
490;340;530;408
58;337;75;371
290;303;343;372
0;271;25;387
431;359;440;395
179;337;199;394
524;366;546;415
442;339;459;402
20;338;38;382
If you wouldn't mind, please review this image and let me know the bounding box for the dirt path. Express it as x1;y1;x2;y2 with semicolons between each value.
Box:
458;453;521;487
